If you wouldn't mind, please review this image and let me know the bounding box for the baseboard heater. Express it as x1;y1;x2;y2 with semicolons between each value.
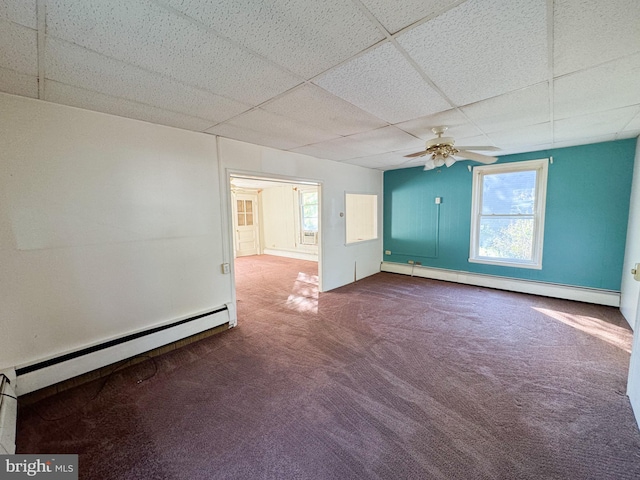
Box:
16;305;232;396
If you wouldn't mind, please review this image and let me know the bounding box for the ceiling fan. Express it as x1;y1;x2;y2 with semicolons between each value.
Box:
405;127;499;171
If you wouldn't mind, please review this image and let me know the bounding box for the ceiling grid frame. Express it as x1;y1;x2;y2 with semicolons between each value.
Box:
0;0;637;170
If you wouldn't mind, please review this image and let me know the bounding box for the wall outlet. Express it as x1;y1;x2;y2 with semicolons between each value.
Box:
221;263;230;274
408;260;414;264
435;197;442;204
385;250;391;255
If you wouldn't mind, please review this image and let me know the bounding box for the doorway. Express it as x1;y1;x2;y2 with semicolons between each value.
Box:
229;174;321;295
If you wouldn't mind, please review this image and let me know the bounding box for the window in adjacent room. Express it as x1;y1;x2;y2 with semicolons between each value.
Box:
469;158;548;269
299;189;318;245
346;193;378;244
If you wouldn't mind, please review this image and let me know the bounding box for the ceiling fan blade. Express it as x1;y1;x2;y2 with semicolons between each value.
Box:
456;145;500;151
404;151;428;158
444;157;456;167
456;150;498;164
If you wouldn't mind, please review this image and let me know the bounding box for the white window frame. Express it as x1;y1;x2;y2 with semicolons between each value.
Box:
469;158;549;269
298;187;319;245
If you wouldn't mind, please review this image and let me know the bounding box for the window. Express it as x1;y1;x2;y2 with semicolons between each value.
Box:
299;189;318;244
469;159;548;269
236;199;253;226
345;193;378;244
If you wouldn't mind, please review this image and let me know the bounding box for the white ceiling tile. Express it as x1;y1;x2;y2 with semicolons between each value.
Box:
486;122;552;149
46;0;301;105
347;126;423;151
314;42;451;124
552;134;618;150
397;0;548;106
45;81;216;132
0;0;36;29
395;109;483;140
45;38;250;124
0;18;37;75
360;0;462;34
554;53;640;120
290;137;382;161
163;0;384;79
554;0;640;76
554;106;640;142
618;131;640;140
461;82;550;133
262;84;387;136
622;112;640;134
0;66;38;98
451;134;499;151
342;150;417;170
206;109;340;150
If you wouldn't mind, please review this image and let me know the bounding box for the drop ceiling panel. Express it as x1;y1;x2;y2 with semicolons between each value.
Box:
342;150;416;170
262;84;387;136
395;109;483;140
554;106;640;142
45;38;250;124
206;109;340;151
397;0;548;106
0;66;38;98
554;54;640;120
0;18;37;75
554;0;640;76
461;83;550;133
359;0;463;34
0;0;37;29
290;137;383;161
46;81;217;132
163;0;384;79
314;42;451;124
623;112;640;135
486;122;552;149
45;0;301;105
551;134;618;150
347;126;424;151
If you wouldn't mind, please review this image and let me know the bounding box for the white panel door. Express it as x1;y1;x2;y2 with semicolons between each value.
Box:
621;142;640;326
234;194;259;257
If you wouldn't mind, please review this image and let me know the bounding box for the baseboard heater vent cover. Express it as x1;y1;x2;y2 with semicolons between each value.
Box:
16;306;229;395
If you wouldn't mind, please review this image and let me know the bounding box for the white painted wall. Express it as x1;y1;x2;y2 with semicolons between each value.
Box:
0;93;232;371
261;185;318;259
218;137;383;291
0;93;383;377
621;139;640;328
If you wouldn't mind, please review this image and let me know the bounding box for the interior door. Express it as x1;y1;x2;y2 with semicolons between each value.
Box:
234;194;259;257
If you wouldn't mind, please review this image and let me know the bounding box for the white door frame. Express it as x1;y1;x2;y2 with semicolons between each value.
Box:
226;170;323;292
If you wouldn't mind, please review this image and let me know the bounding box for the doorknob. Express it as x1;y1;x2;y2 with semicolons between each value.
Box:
633;263;640;282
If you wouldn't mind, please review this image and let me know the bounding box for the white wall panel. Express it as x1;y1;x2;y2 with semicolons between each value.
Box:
0;93;232;370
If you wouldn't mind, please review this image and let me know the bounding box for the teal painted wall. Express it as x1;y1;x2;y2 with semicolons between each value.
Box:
383;138;637;291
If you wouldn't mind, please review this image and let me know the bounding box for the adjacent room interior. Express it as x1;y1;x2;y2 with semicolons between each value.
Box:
230;175;320;264
1;0;640;478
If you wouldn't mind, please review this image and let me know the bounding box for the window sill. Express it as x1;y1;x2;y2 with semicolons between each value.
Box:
468;257;542;270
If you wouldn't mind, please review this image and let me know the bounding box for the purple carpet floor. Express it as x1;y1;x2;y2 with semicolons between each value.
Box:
17;255;640;479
